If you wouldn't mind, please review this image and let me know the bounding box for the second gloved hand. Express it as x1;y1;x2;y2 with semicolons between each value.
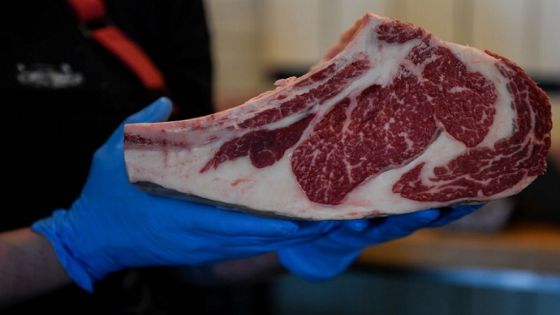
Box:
32;98;334;292
278;205;481;280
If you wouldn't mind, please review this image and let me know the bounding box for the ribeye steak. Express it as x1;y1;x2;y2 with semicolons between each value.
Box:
124;13;552;220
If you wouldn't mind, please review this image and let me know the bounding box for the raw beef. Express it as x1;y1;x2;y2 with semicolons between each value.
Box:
124;13;552;220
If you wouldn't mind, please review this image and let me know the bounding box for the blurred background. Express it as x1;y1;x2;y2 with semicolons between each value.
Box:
198;0;560;315
205;0;559;109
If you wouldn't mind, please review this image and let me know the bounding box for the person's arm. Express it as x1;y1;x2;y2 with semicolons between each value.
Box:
0;98;332;304
0;228;71;306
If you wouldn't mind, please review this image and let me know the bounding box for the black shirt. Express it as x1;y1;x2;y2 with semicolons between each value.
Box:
1;0;213;313
1;0;213;228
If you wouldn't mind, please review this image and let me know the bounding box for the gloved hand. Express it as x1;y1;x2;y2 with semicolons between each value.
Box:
32;98;334;292
278;205;481;280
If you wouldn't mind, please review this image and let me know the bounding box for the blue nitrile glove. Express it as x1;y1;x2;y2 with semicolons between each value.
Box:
32;97;335;292
278;205;481;280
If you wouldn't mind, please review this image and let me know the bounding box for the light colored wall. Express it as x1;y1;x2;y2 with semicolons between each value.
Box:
205;0;560;110
205;0;264;109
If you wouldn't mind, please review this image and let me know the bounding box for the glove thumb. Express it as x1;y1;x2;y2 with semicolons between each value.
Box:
125;97;173;124
105;97;173;147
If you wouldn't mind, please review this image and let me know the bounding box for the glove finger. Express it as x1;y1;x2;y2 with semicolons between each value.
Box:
427;204;482;228
105;97;173;148
365;209;440;242
221;233;331;250
170;202;327;237
311;220;370;245
124;97;173;124
342;219;369;233
294;220;340;235
278;246;362;281
191;221;338;247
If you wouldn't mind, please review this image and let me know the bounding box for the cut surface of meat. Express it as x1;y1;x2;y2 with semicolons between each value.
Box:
124;13;552;220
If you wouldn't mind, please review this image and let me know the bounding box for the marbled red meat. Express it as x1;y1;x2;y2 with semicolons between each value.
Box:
124;13;551;220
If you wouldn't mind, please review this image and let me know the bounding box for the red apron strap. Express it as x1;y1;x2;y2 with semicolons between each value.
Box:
67;0;106;23
67;0;166;91
89;26;165;91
